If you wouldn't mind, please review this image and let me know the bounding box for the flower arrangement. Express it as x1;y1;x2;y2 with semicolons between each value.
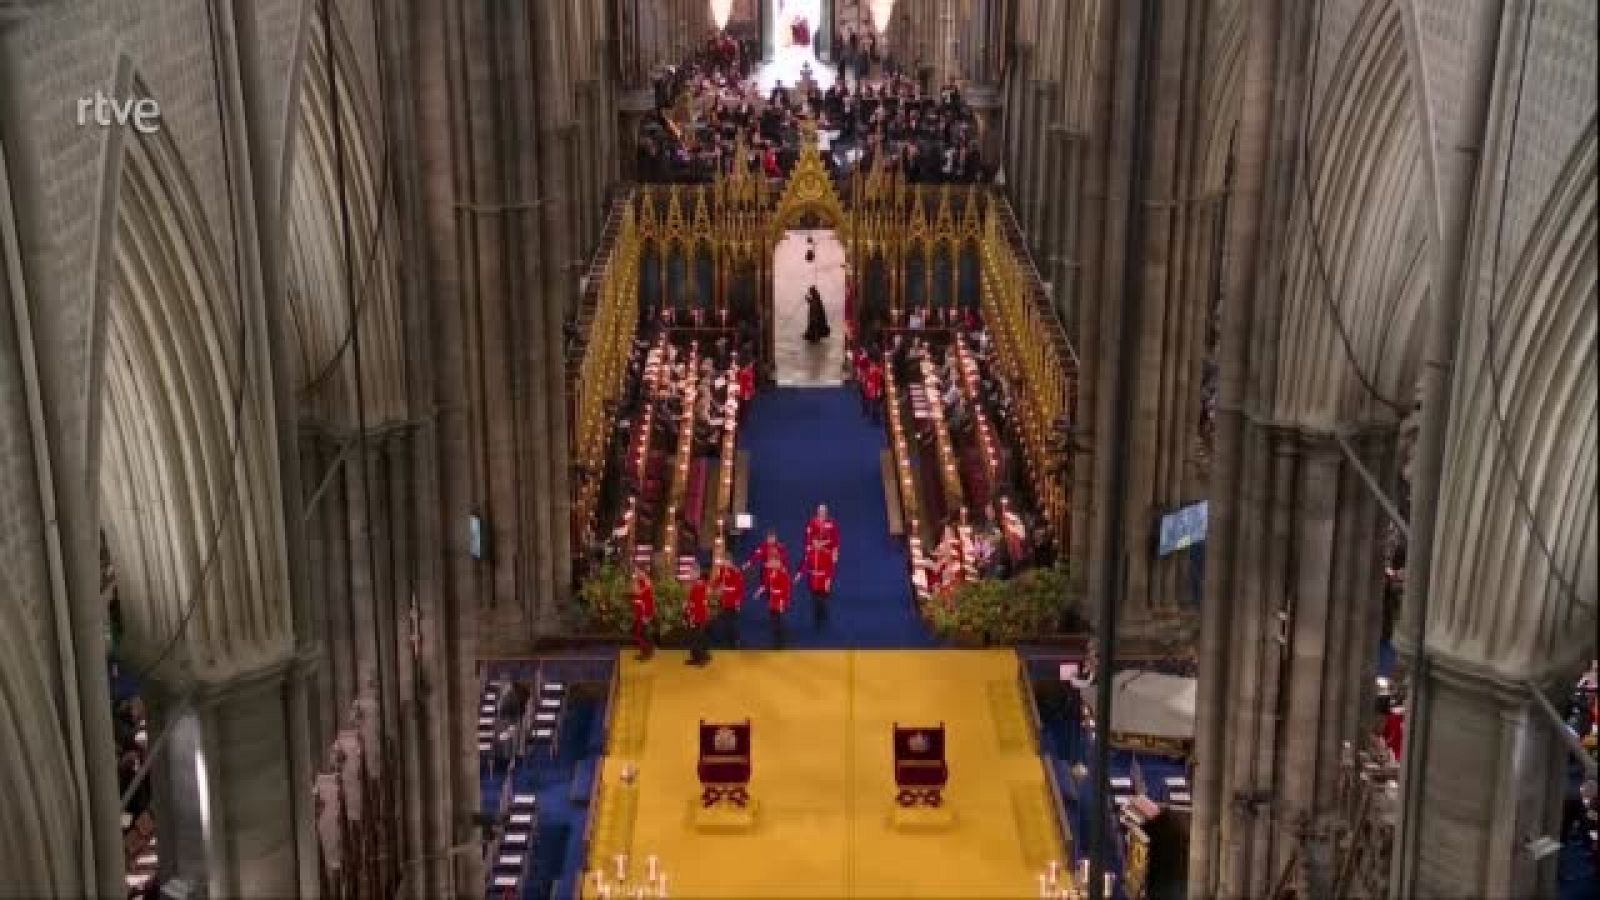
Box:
924;563;1079;643
579;561;691;641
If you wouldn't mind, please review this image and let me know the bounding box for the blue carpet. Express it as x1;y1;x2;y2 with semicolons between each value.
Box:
474;687;608;900
731;387;936;649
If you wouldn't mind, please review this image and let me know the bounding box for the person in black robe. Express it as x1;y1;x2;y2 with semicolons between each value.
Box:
803;285;831;343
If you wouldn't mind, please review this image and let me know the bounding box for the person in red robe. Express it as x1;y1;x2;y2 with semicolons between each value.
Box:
711;557;745;648
685;565;712;666
759;558;793;649
630;566;655;661
862;357;884;422
744;529;790;587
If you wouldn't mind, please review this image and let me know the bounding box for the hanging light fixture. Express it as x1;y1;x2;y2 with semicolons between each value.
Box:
710;0;734;30
869;0;896;35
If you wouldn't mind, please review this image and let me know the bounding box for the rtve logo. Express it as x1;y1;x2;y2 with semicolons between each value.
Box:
77;90;161;134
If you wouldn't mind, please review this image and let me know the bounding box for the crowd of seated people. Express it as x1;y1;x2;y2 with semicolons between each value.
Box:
858;308;1056;597
116;694;158;898
637;33;987;185
1566;659;1598;865
597;323;756;566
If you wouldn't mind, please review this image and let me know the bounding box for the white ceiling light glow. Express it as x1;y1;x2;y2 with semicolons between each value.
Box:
870;0;896;34
711;0;734;30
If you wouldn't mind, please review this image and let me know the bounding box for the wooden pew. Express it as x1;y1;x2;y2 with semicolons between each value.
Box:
733;450;750;518
699;458;722;551
881;449;905;536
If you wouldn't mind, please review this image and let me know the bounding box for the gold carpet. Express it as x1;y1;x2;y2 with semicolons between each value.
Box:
584;649;1067;898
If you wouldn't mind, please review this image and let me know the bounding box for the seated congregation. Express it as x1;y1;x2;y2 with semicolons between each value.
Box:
639;31;986;185
859;307;1060;601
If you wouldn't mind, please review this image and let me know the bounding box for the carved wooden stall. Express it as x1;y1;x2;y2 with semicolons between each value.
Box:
568;125;1079;569
978;202;1077;552
567;200;643;562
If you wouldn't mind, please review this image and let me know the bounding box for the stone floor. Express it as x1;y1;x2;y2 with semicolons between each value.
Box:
771;229;848;386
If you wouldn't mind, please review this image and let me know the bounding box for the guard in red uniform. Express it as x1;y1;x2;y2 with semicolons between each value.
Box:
711;557;745;648
804;505;841;557
1382;704;1405;761
743;529;790;587
803;537;837;629
685;565;712;666
630;566;655;661
759;557;793;649
736;360;756;403
862;357;884;422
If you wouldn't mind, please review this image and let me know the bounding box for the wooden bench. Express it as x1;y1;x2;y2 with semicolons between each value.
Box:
684;459;710;534
699;458;722;551
881;449;905;537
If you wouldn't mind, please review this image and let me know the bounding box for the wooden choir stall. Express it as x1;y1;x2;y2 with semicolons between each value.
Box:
569;122;1078;595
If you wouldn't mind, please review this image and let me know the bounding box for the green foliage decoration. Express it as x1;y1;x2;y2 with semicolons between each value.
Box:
579;561;691;641
923;563;1079;643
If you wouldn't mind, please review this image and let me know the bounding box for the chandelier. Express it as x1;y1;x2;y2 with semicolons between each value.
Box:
710;0;733;30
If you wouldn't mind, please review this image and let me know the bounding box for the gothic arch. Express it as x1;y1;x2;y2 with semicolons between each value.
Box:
1272;0;1427;424
768;126;849;240
1198;1;1246;196
285;2;407;429
92;82;291;685
1427;126;1598;677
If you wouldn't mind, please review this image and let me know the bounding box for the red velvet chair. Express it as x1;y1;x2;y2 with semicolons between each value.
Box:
697;719;752;808
893;722;949;807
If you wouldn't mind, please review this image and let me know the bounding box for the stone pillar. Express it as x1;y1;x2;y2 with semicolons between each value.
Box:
964;84;1004;173
1187;2;1292;892
143;662;303;898
618;87;656;182
936;0;956;84
1397;655;1569;898
1190;419;1395;900
1061;0;1116;609
404;0;491;890
532;1;577;613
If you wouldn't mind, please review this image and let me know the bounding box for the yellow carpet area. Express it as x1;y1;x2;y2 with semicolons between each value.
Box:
585;649;1067;898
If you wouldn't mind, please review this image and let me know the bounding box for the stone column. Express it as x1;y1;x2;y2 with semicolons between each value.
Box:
143;661;304;898
617;89;656;183
964;83;1004;173
936;0;956;84
1391;3;1595;896
1187;1;1292;892
1398;655;1571;898
532;0;577;612
1190;419;1396;900
405;0;491;890
1080;0;1140;631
